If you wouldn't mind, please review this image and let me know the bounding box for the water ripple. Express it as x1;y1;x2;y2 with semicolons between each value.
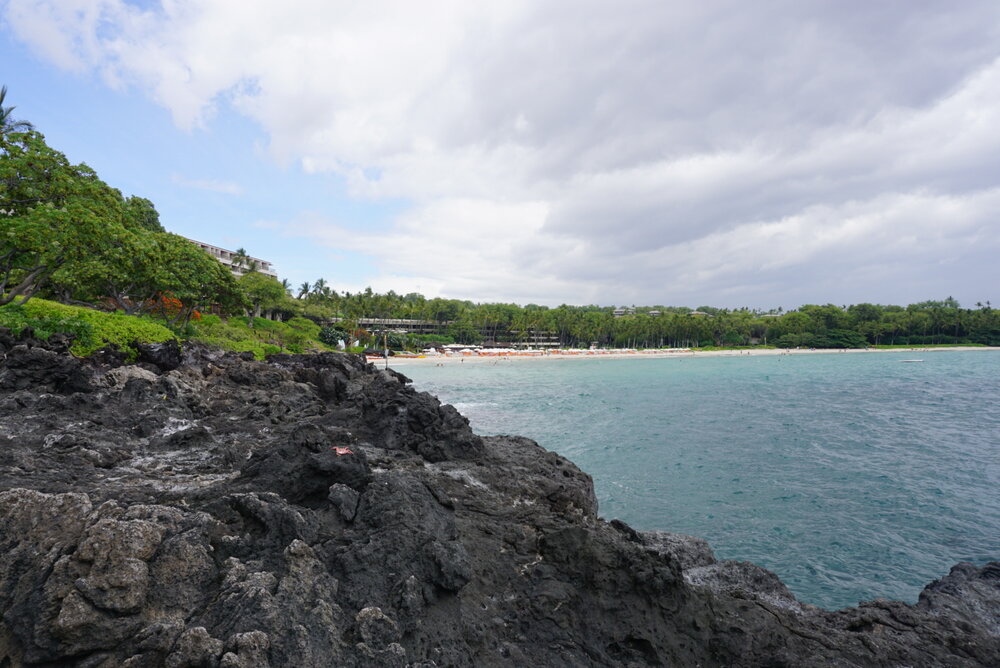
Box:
403;351;1000;609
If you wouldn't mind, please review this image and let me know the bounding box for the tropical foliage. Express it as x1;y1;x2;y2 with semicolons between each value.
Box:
0;85;32;136
287;288;1000;350
0;298;176;359
1;129;246;324
189;314;328;358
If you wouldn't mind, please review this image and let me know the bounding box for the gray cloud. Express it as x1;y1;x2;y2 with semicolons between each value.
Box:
6;0;1000;306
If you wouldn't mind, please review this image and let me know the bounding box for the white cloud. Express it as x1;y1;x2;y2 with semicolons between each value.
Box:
170;173;243;195
5;0;1000;306
262;199;576;304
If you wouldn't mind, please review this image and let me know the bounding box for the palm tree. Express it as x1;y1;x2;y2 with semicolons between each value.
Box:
298;281;311;299
231;248;249;273
280;278;292;295
0;85;33;136
313;278;327;294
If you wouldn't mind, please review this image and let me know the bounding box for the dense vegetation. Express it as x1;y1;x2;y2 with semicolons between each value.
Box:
286;290;1000;349
0;298;175;359
0;113;333;357
2;87;997;356
0;129;244;319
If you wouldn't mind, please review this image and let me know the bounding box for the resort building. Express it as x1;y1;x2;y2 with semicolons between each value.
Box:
333;317;562;348
346;318;446;336
186;238;277;279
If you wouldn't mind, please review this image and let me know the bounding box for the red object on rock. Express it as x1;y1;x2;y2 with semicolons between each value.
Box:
332;446;354;456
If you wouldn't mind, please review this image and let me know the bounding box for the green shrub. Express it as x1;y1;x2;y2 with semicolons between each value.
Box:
287;316;321;338
0;299;176;359
0;298;346;360
319;325;349;346
193;336;272;360
189;312;335;357
197;314;223;327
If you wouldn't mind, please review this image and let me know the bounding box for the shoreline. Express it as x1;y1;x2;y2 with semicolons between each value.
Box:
381;345;1000;366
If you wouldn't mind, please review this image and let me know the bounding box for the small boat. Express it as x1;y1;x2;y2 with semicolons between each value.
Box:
899;359;924;363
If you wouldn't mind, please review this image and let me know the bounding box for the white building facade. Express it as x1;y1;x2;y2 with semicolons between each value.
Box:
186;238;278;279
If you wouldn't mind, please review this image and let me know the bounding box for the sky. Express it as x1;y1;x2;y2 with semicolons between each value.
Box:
2;1;999;310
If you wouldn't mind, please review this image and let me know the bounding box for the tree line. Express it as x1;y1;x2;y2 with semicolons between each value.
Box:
283;289;1000;349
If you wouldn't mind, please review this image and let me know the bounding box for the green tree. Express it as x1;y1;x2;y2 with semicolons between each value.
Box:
152;235;246;326
57;224;161;313
0;86;33;136
239;272;286;321
124;195;164;232
446;317;481;344
1;131;124;305
848;302;883;327
230;247;260;274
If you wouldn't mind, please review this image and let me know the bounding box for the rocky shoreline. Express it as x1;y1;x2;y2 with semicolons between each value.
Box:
0;330;997;667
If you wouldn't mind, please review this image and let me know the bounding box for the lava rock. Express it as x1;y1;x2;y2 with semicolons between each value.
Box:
137;340;183;373
0;343;997;667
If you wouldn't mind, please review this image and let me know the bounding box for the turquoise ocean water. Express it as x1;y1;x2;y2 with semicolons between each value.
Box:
397;350;1000;610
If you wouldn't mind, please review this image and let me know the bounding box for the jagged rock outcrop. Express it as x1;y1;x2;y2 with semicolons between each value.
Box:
0;330;997;666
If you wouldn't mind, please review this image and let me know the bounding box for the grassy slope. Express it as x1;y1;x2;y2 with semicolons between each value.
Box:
190;314;334;358
0;299;176;359
0;299;335;360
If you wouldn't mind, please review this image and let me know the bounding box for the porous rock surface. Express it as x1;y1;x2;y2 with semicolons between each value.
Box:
0;330;997;667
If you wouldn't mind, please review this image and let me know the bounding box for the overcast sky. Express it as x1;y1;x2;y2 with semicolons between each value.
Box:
3;1;999;309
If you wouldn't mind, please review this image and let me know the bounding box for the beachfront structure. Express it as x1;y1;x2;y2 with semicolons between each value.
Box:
510;332;561;348
334;317;562;348
186;238;277;279
339;318;445;335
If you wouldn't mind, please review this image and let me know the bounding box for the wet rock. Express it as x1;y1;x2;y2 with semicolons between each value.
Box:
0;343;997;666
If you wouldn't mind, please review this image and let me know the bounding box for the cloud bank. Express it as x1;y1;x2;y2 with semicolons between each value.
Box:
6;0;1000;306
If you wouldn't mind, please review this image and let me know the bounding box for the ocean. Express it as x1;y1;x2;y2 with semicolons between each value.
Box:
396;350;1000;611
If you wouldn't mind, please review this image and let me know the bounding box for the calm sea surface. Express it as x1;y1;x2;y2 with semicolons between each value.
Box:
397;350;1000;610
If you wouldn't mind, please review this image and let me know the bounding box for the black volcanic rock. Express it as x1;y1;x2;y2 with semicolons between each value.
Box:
136;340;183;372
0;337;997;667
